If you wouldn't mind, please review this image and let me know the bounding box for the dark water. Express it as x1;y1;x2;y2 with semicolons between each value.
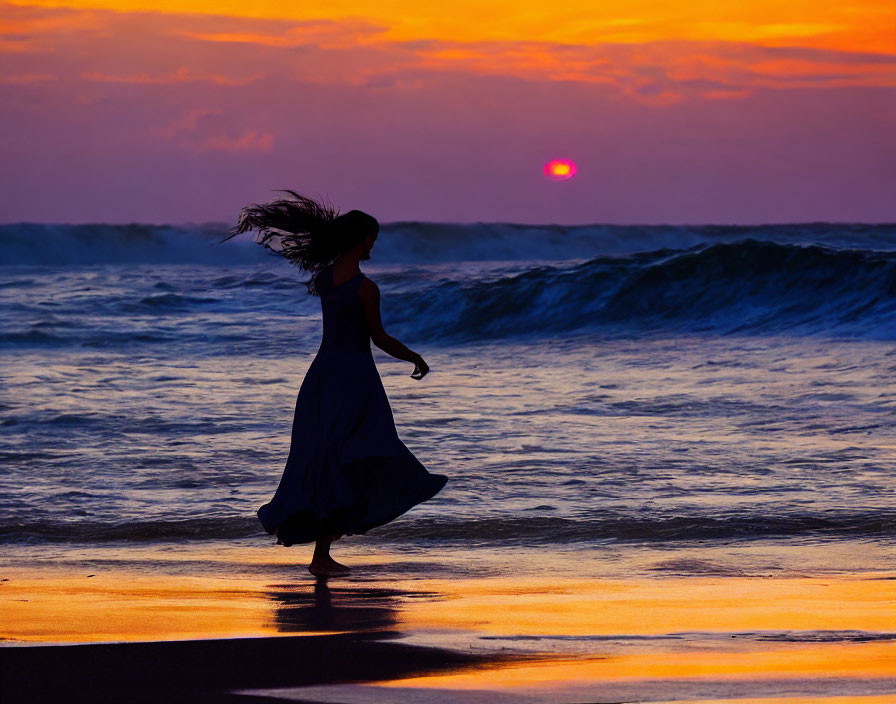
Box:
1;221;895;557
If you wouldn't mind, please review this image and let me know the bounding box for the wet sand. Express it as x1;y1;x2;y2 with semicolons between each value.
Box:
1;631;525;704
2;545;896;703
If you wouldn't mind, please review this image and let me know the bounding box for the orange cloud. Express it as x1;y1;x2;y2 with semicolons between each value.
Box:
396;38;896;99
173;18;387;49
7;0;896;54
2;0;894;106
0;4;102;34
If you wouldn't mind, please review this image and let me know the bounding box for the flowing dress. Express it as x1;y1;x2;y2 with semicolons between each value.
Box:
257;263;448;546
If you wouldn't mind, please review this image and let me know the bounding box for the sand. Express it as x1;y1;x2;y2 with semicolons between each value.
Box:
2;547;896;703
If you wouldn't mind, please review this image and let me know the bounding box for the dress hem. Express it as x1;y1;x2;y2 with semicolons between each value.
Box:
258;452;448;547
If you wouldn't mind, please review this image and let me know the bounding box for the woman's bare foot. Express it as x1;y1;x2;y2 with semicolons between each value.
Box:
308;555;352;577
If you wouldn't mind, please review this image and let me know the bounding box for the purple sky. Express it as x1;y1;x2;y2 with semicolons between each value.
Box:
2;3;895;225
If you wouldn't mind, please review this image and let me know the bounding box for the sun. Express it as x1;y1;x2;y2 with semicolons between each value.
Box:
544;159;577;182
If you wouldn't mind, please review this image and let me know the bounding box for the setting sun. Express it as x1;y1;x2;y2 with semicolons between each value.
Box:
544;159;577;182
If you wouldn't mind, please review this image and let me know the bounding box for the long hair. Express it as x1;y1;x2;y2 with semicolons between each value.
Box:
219;190;378;296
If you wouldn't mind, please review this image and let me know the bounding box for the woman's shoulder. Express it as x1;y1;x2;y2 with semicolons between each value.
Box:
358;274;379;299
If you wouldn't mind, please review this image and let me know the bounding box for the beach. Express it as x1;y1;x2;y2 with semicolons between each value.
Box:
2;222;896;702
3;539;896;702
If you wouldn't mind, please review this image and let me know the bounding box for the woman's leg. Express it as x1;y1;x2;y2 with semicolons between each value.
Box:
312;533;337;561
309;532;351;576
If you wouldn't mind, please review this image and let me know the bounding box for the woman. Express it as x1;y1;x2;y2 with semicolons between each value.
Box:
222;190;448;577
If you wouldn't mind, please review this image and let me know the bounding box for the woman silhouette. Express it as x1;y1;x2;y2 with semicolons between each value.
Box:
223;191;448;577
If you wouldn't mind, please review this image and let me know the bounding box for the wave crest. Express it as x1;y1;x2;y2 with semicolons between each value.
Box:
386;239;896;340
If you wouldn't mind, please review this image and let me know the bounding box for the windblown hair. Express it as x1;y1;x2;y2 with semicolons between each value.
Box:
219;190;378;296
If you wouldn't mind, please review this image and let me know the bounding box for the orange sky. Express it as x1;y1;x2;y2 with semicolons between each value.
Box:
7;0;895;51
1;0;894;222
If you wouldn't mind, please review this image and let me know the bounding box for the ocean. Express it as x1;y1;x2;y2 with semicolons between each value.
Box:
1;221;895;580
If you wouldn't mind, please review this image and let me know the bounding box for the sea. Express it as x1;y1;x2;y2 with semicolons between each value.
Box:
1;221;895;583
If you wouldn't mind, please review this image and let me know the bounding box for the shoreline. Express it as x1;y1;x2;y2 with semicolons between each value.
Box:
2;553;895;703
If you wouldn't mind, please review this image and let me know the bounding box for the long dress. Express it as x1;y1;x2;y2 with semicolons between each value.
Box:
257;263;448;546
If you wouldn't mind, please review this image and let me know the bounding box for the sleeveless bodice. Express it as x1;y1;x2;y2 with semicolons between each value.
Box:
318;264;371;354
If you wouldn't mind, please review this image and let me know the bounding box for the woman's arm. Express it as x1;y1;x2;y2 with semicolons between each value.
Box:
359;277;426;369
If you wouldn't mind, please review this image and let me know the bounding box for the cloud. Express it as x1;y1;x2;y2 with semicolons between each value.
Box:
7;0;895;53
196;130;273;152
0;4;105;35
150;108;272;153
0;71;56;82
2;2;893;103
80;66;265;85
150;108;222;138
173;17;389;49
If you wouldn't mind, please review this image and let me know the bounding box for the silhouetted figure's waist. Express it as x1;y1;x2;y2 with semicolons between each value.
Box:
317;336;372;355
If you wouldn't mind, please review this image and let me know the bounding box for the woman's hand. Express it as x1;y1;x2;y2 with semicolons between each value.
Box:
411;355;430;380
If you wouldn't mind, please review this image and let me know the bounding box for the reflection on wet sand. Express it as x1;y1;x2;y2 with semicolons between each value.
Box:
3;559;896;703
268;579;442;633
